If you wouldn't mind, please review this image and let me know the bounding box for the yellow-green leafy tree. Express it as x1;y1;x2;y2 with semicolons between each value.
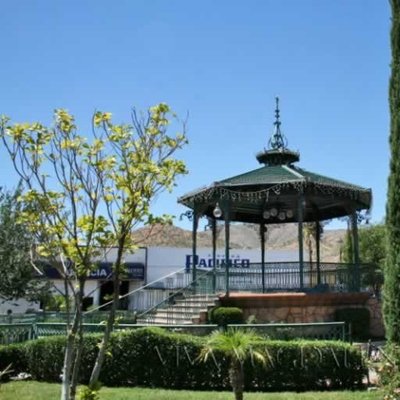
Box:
0;104;187;400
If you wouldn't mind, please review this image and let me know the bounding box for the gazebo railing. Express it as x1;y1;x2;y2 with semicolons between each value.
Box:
213;262;381;294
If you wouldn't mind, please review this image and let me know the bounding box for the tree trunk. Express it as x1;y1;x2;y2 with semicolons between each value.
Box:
70;279;85;400
64;277;71;328
229;360;244;400
89;235;126;387
60;285;83;400
60;330;74;400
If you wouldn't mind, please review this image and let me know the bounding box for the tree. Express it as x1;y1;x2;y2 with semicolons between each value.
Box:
87;106;187;391
359;224;386;269
303;222;323;286
358;224;385;295
0;183;48;303
199;329;265;400
340;223;385;294
0;103;187;400
303;223;315;265
385;0;400;345
340;219;353;263
341;223;386;267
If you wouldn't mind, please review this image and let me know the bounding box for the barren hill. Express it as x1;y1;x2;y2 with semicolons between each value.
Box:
133;223;346;262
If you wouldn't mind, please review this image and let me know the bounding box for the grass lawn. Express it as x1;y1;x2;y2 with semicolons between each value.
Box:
0;382;382;400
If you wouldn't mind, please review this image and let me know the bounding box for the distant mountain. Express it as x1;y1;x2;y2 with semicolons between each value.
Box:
132;224;224;248
132;223;346;262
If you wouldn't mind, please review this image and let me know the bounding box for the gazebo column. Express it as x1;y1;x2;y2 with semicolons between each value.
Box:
351;211;360;291
298;195;304;290
223;204;231;296
260;224;266;293
191;209;199;291
316;221;321;285
212;217;217;293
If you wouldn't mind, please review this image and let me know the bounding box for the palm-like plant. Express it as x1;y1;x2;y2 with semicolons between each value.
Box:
199;329;265;400
303;222;324;286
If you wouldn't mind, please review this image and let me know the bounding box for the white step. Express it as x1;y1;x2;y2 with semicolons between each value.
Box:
137;317;197;325
165;305;212;312
137;293;218;325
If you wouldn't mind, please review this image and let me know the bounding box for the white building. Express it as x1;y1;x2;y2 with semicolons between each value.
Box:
0;247;300;314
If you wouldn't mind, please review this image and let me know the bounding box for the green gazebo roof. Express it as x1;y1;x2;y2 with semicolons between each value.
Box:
219;164;369;193
178;98;372;224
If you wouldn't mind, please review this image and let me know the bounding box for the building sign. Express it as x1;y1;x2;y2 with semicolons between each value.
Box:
185;254;251;271
88;262;144;280
43;247;147;281
145;246;301;283
44;262;145;280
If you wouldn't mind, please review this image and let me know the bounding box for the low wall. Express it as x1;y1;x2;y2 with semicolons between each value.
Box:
219;292;385;338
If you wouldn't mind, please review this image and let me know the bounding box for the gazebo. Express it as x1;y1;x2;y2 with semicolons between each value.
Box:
178;98;372;296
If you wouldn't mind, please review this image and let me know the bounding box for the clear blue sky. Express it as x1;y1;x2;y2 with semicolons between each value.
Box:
0;1;390;231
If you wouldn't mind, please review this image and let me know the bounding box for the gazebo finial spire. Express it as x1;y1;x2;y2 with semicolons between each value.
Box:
256;97;299;166
274;96;281;127
268;96;288;150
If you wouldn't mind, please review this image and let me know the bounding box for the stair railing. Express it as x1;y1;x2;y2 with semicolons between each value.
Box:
137;269;216;324
85;267;191;315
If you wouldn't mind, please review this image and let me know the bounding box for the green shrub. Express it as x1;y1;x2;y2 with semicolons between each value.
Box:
378;343;400;398
0;343;27;381
103;327;228;389
25;334;100;382
247;339;365;391
209;307;244;326
334;308;370;340
78;385;100;400
3;327;365;391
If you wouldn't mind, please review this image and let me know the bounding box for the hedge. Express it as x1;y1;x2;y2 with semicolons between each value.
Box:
0;327;366;391
0;342;27;381
209;307;244;326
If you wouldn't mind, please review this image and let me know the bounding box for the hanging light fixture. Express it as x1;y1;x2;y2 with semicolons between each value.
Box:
213;202;222;218
270;208;278;217
263;206;294;221
278;211;286;221
263;210;271;219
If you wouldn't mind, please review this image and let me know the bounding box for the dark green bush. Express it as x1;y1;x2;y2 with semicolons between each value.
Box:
0;343;27;381
209;307;244;326
247;339;365;390
25;334;100;382
102;327;229;389
0;327;366;391
334;307;370;340
378;343;400;398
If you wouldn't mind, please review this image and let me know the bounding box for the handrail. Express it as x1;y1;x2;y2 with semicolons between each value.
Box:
221;261;375;269
137;269;213;318
85;267;188;314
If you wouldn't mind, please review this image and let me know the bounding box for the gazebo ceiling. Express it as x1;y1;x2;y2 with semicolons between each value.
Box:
178;98;372;224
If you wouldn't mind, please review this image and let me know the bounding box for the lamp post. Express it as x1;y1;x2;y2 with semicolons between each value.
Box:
260;224;267;293
298;195;305;290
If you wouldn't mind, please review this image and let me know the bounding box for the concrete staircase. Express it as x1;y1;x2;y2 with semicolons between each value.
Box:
136;294;218;325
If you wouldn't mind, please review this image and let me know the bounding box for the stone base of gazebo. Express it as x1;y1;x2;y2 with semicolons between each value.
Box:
219;292;384;337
